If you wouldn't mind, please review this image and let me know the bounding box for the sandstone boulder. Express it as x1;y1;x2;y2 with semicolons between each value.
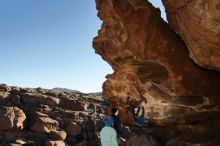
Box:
20;93;60;106
162;0;220;71
0;107;26;131
66;122;82;137
0;84;10;92
30;115;59;133
50;130;67;141
0;92;10;104
10;94;22;105
60;96;83;111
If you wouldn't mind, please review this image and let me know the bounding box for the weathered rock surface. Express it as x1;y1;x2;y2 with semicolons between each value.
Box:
0;92;10;104
21;93;60;106
93;0;220;145
30;113;59;134
162;0;220;71
0;85;104;146
93;0;220;124
123;135;159;146
50;130;67;141
66;122;82;137
0;107;26;131
1;0;220;145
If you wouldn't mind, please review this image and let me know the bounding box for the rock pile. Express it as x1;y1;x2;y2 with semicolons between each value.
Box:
0;84;105;146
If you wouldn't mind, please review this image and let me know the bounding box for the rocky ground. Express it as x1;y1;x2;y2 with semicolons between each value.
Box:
1;0;220;145
0;84;107;146
1;84;220;146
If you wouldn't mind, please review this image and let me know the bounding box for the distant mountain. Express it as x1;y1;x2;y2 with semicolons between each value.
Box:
52;87;81;93
87;92;102;96
52;88;101;96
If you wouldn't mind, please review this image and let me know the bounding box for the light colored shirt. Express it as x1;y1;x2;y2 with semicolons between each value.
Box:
100;126;118;146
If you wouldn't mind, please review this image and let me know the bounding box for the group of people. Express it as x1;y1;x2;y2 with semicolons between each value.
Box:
100;100;147;146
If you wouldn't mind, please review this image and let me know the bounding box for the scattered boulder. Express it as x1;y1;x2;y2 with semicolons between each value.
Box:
0;92;10;104
20;93;60;106
50;130;67;141
0;85;104;146
30;115;59;133
66;122;82;137
45;91;59;98
10;94;22;105
0;84;10;92
60;96;83;111
10;87;21;95
0;107;26;131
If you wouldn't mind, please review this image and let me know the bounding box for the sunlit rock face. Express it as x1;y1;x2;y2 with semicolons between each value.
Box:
162;0;220;71
93;0;220;124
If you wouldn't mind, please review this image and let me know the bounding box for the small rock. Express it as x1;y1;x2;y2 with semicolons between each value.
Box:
11;95;22;105
45;140;65;146
0;92;10;104
50;130;67;141
60;96;83;111
66;122;82;136
0;84;10;92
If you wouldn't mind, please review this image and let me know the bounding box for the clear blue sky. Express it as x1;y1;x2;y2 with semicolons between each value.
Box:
0;0;165;93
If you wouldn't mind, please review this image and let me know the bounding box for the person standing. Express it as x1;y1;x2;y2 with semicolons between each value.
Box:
100;116;118;146
81;103;98;146
111;108;122;136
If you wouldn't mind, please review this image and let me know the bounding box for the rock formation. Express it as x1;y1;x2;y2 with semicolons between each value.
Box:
1;0;220;145
93;0;220;145
162;0;220;71
0;84;104;146
93;0;220;123
0;107;26;131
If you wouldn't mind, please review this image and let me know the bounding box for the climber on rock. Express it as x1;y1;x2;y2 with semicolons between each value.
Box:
130;99;148;127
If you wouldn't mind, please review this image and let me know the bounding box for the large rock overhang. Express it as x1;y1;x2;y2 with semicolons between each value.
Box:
93;0;220;124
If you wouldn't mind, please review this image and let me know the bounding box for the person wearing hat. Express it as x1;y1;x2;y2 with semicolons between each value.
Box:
100;116;118;146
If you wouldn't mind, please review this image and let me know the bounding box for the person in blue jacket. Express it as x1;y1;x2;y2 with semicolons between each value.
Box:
131;101;146;126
